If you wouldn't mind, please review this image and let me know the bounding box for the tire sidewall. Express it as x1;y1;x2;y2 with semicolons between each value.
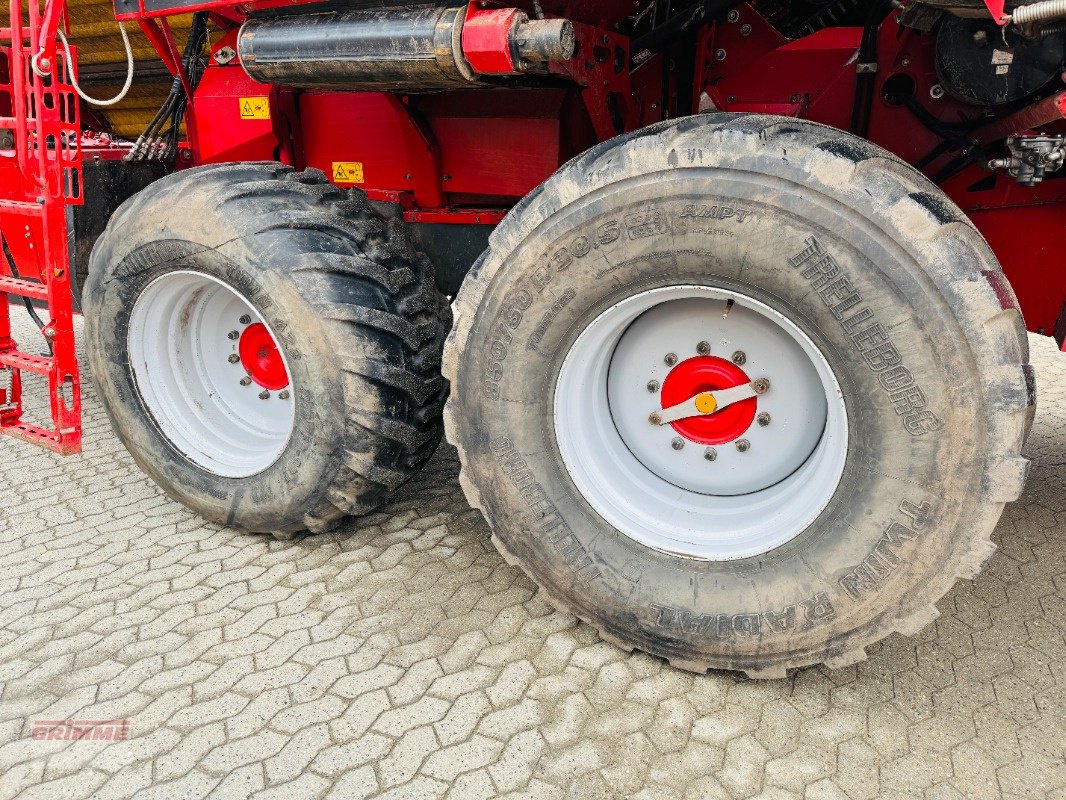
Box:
85;237;348;533
454;168;987;665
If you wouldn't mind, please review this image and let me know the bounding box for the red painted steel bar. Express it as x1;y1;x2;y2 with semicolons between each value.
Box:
0;0;83;454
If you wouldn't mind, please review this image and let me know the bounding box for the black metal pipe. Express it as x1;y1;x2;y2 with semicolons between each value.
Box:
238;6;476;91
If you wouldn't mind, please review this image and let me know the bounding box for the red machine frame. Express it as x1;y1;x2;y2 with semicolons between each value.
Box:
2;0;1065;454
0;0;82;453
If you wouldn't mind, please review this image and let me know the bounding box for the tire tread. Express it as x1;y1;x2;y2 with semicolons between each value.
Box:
97;162;449;535
444;114;1033;676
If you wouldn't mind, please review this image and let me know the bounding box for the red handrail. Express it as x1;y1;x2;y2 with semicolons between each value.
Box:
0;0;83;454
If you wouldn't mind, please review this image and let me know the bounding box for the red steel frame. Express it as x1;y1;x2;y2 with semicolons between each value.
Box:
697;7;1066;338
174;2;1065;335
983;0;1009;24
1;0;1064;455
0;0;82;453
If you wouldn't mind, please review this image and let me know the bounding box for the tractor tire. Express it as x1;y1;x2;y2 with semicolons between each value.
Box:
444;114;1034;677
84;162;450;536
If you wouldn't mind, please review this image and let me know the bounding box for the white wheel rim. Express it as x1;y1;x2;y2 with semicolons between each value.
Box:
554;285;848;561
128;271;296;478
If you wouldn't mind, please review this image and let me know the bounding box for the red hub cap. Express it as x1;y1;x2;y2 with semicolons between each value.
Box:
238;323;289;391
660;355;756;445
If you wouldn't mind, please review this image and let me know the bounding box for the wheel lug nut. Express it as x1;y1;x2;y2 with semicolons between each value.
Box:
240;376;252;386
671;437;685;451
732;350;747;366
646;380;660;393
239;314;252;325
704;447;717;461
648;412;663;426
753;378;771;394
757;412;771;427
696;341;711;355
278;390;290;400
228;354;240;364
227;330;240;341
664;353;678;367
259;390;270;400
736;439;750;452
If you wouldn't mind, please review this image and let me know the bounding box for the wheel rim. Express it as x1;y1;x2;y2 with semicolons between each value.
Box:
128;271;295;478
554;285;847;561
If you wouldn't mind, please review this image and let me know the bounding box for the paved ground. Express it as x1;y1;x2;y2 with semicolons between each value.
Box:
0;313;1064;800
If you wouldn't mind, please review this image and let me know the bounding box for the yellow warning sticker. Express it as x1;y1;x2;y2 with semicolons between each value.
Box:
332;162;365;184
239;97;270;120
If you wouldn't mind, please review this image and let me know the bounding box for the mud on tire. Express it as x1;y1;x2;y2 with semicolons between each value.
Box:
444;114;1034;677
85;162;450;535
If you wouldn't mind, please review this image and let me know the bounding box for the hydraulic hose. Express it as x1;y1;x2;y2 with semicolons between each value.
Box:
1011;0;1066;26
127;12;208;163
849;0;894;137
32;22;134;107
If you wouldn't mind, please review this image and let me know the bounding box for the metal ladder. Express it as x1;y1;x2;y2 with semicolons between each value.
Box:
0;0;82;454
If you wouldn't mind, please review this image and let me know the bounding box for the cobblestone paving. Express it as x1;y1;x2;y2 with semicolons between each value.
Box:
0;315;1064;800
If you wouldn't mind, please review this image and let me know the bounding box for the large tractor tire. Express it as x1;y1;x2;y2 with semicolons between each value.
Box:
444;114;1034;677
84;162;450;535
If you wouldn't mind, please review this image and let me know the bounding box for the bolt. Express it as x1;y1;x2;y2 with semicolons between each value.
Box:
757;412;771;427
704;447;717;461
648;412;663;426
727;9;739;22
239;314;252;325
740;23;752;36
240;376;252;386
259;390;270;400
671;437;685;451
646;380;660;393
227;330;240;340
228;354;240;364
752;378;770;394
732;350;747;366
696;340;711;355
278;390;290;400
664;353;678;367
973;29;990;47
930;84;944;100
715;48;727;61
736;439;751;453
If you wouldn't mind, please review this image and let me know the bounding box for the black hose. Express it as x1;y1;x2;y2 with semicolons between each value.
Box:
1;234;53;355
631;0;745;69
883;94;986;184
128;12;208;163
931;154;978;184
887;93;982;160
894;93;982;133
914;138;953;171
849;0;894;138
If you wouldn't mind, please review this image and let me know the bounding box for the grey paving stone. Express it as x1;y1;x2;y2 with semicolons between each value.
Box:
1;315;1065;799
